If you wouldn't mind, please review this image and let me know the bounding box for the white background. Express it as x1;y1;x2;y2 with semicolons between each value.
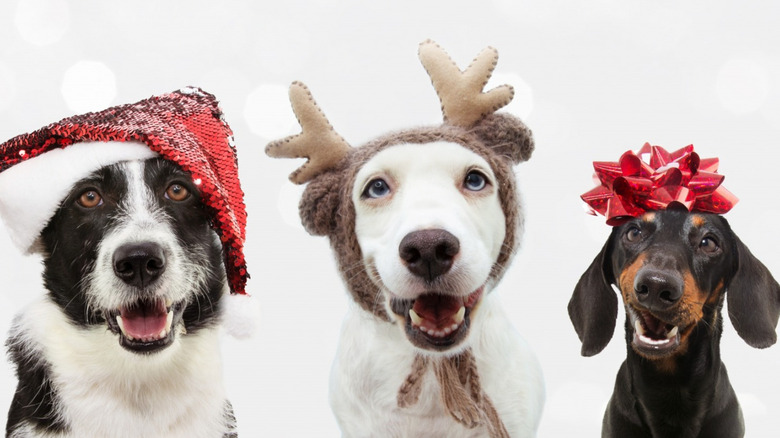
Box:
1;0;779;436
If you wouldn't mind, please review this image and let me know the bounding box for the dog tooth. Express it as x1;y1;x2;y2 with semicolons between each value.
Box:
435;330;444;337
634;320;644;335
667;326;679;339
165;298;172;308
116;315;126;335
450;323;459;331
453;307;465;324
443;327;452;335
638;332;671;346
165;310;174;331
409;309;423;326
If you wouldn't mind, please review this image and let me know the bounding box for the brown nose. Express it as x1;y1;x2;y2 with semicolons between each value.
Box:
399;229;460;282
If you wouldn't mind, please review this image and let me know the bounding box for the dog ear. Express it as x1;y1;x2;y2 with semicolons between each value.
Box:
299;170;343;236
568;235;618;356
470;113;534;164
726;236;780;348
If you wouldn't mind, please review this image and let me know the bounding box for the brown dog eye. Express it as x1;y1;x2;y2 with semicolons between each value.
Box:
165;183;190;202
700;236;720;253
77;190;103;208
625;226;642;243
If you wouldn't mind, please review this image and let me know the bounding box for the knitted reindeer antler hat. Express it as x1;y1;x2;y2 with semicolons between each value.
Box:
266;40;534;436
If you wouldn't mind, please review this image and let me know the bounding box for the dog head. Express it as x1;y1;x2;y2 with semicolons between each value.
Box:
39;157;226;354
352;139;508;350
0;88;250;351
267;41;533;352
569;209;780;359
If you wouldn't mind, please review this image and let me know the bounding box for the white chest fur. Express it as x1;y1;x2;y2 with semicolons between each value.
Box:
329;293;544;437
10;297;231;438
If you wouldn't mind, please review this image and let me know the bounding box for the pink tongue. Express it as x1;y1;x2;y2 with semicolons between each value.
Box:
120;301;167;339
640;311;668;339
413;294;463;326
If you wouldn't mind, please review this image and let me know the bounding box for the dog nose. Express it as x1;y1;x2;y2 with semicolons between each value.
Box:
113;243;166;288
633;267;684;310
399;229;460;282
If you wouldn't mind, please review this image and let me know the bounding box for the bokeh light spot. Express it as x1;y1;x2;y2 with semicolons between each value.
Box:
244;83;297;140
14;0;70;46
61;61;117;113
489;72;534;119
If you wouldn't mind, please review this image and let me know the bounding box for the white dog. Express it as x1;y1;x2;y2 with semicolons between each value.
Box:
267;41;545;437
331;142;544;436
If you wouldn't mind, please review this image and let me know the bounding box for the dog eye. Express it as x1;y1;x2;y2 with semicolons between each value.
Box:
463;170;488;191
362;178;391;199
625;226;642;243
165;183;190;202
77;190;103;208
700;236;720;253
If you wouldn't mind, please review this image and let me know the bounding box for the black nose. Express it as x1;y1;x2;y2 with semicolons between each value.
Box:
633;267;684;310
113;242;166;288
399;229;460;282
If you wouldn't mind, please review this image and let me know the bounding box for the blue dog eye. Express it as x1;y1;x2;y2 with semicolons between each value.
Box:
464;170;487;191
363;178;390;199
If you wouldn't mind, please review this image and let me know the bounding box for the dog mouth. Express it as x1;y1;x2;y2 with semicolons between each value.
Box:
626;305;682;357
389;286;484;351
106;297;185;354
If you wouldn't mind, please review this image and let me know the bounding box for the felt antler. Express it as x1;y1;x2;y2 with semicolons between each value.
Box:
418;40;515;128
265;81;351;184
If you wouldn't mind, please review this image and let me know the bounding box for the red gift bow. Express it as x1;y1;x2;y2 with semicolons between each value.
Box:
581;143;738;226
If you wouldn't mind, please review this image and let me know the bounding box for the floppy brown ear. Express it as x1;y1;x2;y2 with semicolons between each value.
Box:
568;235;618;356
470;113;534;164
299;170;343;236
727;236;780;348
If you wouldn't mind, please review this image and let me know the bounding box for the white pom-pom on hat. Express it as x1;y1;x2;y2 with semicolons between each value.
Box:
221;291;259;339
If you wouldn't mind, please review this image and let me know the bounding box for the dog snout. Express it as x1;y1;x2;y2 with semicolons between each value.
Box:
113;242;166;288
399;229;460;282
633;267;683;310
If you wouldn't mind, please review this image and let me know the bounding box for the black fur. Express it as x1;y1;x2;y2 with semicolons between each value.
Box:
6;158;232;436
5;332;65;435
569;210;780;437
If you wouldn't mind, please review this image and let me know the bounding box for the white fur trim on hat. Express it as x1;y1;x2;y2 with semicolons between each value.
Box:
0;141;157;254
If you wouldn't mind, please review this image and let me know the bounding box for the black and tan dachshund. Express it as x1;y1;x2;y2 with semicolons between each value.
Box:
569;209;780;438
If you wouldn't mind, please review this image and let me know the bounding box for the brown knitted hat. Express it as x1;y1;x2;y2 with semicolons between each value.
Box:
266;40;533;436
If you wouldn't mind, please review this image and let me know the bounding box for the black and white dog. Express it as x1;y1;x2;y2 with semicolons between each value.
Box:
5;156;236;437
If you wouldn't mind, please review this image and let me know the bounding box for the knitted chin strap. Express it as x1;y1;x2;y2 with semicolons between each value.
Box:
398;353;510;437
266;41;517;437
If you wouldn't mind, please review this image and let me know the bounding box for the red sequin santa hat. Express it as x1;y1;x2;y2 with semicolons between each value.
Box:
0;87;249;298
